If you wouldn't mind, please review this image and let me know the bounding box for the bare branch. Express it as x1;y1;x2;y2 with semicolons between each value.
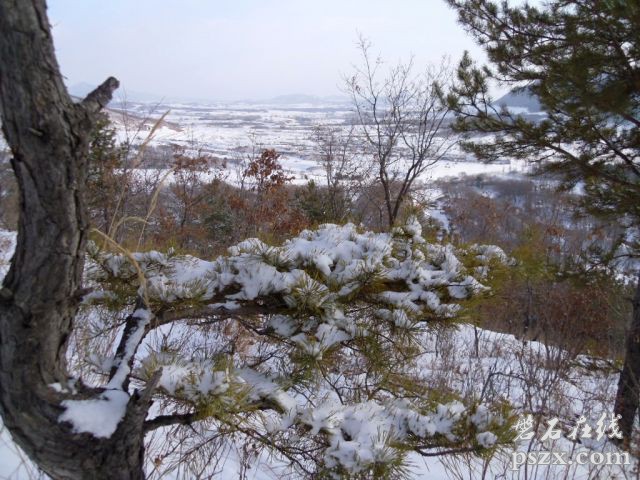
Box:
81;76;120;115
144;412;198;433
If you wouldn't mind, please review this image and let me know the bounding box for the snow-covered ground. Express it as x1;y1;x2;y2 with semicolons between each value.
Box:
108;100;354;162
105;100;531;187
0;230;635;479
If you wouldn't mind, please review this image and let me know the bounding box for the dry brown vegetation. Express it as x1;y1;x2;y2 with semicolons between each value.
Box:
439;175;632;360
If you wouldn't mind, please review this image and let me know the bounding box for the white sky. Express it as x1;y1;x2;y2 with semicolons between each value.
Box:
48;0;486;102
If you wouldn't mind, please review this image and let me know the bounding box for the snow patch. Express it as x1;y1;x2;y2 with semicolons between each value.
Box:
59;389;130;438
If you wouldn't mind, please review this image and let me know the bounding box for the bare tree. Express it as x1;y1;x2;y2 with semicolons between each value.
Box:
310;124;365;223
347;36;457;228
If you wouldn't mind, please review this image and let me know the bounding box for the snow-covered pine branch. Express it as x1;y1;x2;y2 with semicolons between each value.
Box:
72;218;512;476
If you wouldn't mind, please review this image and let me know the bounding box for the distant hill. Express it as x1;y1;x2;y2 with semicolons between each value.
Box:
67;84;350;106
267;94;349;105
494;87;542;113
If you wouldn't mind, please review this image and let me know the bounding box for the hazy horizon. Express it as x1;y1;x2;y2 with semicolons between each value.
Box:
48;0;486;103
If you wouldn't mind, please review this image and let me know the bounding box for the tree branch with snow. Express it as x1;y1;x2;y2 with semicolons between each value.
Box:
74;218;514;476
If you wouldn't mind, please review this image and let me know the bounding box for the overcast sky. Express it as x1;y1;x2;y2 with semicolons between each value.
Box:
48;0;486;102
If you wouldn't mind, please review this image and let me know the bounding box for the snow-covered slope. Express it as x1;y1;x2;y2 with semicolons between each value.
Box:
0;231;633;479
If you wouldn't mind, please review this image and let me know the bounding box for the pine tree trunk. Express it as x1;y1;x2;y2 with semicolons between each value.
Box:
614;273;640;445
0;1;152;478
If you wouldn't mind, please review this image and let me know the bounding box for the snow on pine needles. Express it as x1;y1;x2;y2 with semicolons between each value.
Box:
0;223;632;478
76;219;512;476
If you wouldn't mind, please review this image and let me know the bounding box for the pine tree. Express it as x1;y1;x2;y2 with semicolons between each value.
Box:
86;114;127;232
445;0;640;442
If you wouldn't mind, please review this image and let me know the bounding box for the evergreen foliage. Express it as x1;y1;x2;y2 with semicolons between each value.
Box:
86;114;128;232
81;219;513;476
446;0;639;227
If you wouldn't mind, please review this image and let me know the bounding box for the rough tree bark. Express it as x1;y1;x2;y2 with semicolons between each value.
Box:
0;1;154;478
615;273;640;444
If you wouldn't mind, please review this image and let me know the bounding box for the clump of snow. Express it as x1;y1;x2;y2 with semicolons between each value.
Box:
306;398;487;474
141;355;299;419
236;368;298;415
141;353;231;400
469;405;493;430
471;244;513;265
49;378;78;395
59;389;130;438
402;215;424;242
476;431;498;448
265;314;297;337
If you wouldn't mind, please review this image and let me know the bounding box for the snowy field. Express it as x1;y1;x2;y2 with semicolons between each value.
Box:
105;99;531;186
0;99;530;187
